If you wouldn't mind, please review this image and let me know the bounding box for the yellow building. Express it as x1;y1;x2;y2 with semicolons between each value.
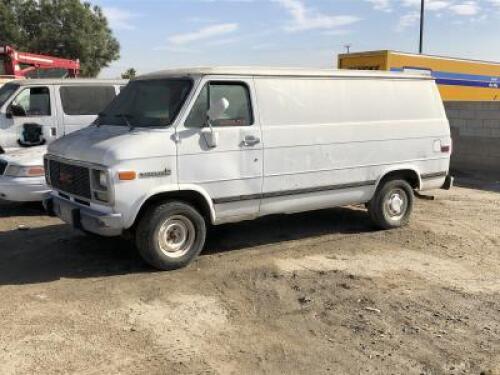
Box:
338;50;500;101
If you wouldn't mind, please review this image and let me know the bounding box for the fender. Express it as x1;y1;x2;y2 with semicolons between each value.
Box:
124;183;216;229
375;164;422;191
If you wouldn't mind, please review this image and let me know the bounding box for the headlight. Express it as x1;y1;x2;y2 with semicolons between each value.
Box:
99;171;108;189
5;165;45;177
91;169;110;203
92;169;109;191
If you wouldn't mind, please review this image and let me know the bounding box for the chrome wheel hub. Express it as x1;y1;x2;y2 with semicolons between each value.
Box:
385;189;407;220
158;215;196;258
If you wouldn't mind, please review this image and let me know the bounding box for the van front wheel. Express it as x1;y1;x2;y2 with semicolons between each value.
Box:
135;201;207;270
368;179;414;229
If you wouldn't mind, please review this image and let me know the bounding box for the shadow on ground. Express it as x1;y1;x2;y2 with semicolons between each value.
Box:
452;170;500;193
0;201;46;218
0;206;373;286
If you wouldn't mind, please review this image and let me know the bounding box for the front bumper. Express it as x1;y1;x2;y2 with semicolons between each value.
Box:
44;196;123;237
0;175;51;202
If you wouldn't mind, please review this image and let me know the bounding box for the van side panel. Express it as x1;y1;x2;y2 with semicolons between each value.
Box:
255;77;450;216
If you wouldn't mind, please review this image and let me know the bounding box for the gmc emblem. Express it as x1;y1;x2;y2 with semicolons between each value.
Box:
58;171;73;185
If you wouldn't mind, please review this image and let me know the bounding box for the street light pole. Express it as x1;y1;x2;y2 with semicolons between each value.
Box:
419;0;425;54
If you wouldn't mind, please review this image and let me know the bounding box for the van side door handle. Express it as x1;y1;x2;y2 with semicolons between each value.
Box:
242;135;260;146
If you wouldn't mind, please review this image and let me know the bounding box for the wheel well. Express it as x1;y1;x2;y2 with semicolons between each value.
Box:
133;190;213;229
378;169;420;190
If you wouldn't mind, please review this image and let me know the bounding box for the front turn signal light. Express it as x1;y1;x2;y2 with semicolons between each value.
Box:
118;171;136;181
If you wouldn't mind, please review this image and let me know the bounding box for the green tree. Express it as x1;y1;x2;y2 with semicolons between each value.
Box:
121;67;136;79
0;0;120;77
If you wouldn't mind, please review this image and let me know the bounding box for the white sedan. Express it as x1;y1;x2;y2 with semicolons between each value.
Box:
0;146;49;202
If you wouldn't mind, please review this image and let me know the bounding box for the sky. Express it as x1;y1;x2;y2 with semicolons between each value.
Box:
92;0;500;78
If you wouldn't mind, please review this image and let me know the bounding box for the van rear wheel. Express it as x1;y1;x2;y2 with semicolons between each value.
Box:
135;201;206;270
368;179;414;229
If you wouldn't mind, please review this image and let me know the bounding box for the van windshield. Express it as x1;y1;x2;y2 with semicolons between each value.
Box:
97;78;192;128
0;83;19;108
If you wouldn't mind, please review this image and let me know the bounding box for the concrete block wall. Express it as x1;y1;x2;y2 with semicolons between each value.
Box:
444;101;500;173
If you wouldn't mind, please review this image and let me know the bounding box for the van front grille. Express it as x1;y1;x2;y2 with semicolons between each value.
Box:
48;159;91;199
0;160;7;176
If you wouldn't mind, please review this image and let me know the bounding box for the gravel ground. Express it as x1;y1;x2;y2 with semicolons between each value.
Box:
0;184;498;375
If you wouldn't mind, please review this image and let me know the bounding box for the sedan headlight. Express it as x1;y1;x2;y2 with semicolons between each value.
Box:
5;165;45;177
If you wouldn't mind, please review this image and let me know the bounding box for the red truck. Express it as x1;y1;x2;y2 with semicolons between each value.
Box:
0;45;80;79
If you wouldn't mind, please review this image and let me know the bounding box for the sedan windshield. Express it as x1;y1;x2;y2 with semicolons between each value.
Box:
0;83;19;108
97;78;192;127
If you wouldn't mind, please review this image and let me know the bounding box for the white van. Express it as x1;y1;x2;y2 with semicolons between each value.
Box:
0;79;126;202
44;67;452;270
0;79;126;149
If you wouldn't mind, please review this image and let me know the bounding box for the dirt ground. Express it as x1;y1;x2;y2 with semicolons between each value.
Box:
0;182;498;375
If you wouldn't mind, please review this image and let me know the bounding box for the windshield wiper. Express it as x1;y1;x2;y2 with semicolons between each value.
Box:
95;112;106;127
114;114;135;131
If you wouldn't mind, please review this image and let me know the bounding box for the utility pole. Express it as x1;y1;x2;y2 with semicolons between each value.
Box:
419;0;425;54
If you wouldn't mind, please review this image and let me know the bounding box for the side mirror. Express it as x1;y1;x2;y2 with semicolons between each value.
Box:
201;127;219;148
201;97;228;148
7;104;27;118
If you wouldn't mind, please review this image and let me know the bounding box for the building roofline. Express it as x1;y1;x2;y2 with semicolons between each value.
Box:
338;50;500;67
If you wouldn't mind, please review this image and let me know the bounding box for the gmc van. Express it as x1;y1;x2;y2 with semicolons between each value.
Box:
44;67;452;270
0;79;126;201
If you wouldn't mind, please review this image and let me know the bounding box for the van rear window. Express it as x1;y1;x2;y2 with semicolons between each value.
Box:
60;86;116;116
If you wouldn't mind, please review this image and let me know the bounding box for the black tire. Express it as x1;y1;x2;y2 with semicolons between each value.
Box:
368;179;414;229
135;201;207;270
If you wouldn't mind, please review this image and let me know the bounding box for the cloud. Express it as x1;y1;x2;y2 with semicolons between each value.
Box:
365;0;392;12
449;1;480;15
102;7;137;30
200;0;254;2
369;0;485;32
402;0;451;11
396;11;421;30
369;0;487;15
274;0;361;32
168;23;239;45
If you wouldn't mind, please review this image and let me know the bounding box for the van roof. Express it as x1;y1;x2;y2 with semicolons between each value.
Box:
137;66;433;80
10;78;128;86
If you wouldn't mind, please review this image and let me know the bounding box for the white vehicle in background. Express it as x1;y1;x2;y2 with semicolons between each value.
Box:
0;79;127;149
44;67;453;270
0;146;49;201
0;79;127;202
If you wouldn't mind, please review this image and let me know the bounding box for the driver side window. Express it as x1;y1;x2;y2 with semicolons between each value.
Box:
185;82;253;128
11;87;51;117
